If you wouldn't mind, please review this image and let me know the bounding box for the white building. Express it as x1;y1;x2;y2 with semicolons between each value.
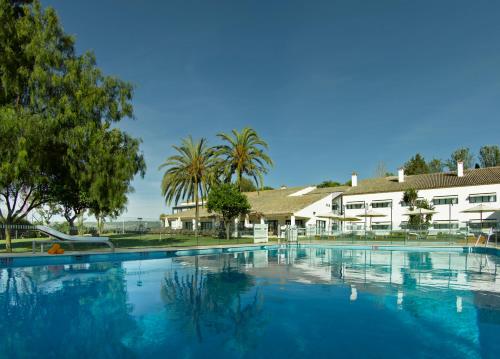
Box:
162;186;344;235
161;163;500;234
340;163;500;231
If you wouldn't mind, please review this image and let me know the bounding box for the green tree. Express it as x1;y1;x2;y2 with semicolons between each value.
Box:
446;147;474;170
402;188;418;209
215;128;273;191
0;109;51;250
206;183;251;240
159;137;217;237
239;177;257;192
479;145;500;168
417;199;435;224
86;128;145;234
34;202;61;225
1;0;145;249
402;189;434;227
427;158;444;173
317;180;342;188
403;153;429;175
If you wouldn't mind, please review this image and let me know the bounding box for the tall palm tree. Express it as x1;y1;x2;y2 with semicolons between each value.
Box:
214;128;273;191
159;137;216;237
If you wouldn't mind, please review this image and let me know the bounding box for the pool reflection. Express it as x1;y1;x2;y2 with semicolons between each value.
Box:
1;248;499;358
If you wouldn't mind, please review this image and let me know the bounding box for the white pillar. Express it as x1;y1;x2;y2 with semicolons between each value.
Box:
260;216;265;224
177;217;181;230
244;215;250;228
456;296;463;313
397;290;404;307
457;161;464;177
398;168;405;183
234;217;239;237
290;215;296;226
350;286;357;301
192;218;196;230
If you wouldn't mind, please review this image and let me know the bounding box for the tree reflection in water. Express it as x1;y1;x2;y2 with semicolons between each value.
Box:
0;263;139;359
161;255;265;354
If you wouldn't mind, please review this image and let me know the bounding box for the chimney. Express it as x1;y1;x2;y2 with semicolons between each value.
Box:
351;172;358;187
398;168;405;183
457;161;464;177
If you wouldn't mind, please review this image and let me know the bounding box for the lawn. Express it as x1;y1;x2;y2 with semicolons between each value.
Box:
0;233;263;254
0;232;485;254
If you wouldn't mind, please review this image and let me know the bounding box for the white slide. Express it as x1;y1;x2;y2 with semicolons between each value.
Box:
35;225;115;251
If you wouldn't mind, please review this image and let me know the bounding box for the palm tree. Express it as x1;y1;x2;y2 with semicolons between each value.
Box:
159;137;216;237
214;128;273;191
402;188;418;210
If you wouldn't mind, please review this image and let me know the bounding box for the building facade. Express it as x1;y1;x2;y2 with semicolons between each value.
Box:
161;186;344;235
341;163;500;232
161;163;500;234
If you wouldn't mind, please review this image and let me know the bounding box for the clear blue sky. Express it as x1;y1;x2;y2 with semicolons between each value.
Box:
43;0;500;219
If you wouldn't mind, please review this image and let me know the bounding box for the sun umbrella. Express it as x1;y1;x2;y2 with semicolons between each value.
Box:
331;216;361;222
461;204;500;230
357;209;386;230
317;213;340;219
332;216;361;233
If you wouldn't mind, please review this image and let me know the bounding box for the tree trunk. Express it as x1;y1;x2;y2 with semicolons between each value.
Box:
68;218;76;235
225;219;231;240
237;171;242;191
64;210;78;235
194;183;199;237
97;216;102;236
4;226;12;253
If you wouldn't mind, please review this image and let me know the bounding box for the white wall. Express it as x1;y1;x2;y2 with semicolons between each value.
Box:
164;217;183;230
295;192;343;228
343;184;500;229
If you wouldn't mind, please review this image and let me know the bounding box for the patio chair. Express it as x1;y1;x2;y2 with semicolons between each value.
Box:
33;225;115;253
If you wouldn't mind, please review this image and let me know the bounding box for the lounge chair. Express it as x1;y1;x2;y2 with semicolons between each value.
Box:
33;225;114;253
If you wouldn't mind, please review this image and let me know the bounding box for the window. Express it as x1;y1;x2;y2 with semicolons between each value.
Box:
200;221;213;230
345;202;364;209
432;221;459;230
469;220;497;230
372;223;391;230
285;219;304;227
432;196;458;205
469;193;497;203
371;200;392;208
183;221;193;230
316;220;326;234
316;220;326;229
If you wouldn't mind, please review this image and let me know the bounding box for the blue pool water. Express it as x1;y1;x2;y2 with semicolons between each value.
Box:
1;246;499;359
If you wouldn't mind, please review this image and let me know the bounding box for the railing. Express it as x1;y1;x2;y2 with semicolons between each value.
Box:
278;224;499;247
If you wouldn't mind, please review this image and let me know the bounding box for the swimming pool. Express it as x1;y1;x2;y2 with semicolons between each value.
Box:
1;245;499;358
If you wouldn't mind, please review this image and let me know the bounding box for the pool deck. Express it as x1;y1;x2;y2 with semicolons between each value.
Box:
1;240;499;259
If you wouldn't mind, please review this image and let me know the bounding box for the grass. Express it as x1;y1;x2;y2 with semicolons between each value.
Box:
0;232;492;254
0;233;263;254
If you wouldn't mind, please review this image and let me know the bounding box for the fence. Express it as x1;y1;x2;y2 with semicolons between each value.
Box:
0;224;40;240
1;221;498;248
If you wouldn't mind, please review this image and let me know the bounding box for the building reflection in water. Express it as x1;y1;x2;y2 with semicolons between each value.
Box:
1;248;499;358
